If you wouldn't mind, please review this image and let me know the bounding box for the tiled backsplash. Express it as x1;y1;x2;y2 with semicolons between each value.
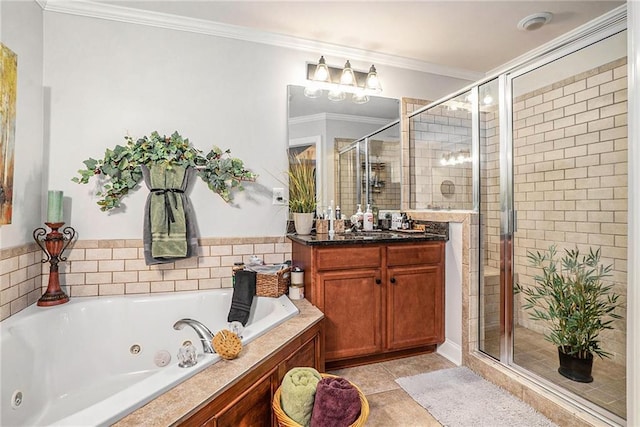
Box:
0;237;292;321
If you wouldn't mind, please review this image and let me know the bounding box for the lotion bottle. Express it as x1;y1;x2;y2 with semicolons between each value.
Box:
363;204;374;231
356;204;364;229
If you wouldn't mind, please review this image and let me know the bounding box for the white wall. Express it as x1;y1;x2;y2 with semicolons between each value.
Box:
41;11;471;241
437;222;463;365
0;0;44;248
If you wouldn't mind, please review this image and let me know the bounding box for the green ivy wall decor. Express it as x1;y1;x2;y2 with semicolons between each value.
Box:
72;131;257;211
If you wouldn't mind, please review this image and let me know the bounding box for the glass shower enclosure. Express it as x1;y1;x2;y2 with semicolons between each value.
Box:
408;27;628;424
337;121;401;214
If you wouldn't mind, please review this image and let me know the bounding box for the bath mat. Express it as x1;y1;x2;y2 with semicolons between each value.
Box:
396;367;557;427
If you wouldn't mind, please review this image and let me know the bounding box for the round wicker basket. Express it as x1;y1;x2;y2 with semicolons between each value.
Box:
212;329;242;360
272;373;369;427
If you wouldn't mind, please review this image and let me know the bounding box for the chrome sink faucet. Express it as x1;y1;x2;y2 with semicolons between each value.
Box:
173;318;215;354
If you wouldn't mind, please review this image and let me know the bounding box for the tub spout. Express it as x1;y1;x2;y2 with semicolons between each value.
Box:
173;318;215;354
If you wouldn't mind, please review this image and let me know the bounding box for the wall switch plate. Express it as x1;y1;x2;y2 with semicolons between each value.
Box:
272;188;285;205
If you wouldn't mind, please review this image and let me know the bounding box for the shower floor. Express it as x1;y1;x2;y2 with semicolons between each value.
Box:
513;326;626;419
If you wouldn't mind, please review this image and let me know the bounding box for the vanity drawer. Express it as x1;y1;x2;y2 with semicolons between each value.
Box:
316;245;382;271
387;243;443;266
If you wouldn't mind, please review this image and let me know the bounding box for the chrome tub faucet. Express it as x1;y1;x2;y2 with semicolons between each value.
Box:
173;318;215;354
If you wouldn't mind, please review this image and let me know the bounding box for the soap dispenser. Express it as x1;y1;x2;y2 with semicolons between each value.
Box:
363;204;374;231
355;204;364;229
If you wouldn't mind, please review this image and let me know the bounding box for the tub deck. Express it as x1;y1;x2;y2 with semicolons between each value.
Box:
113;299;323;426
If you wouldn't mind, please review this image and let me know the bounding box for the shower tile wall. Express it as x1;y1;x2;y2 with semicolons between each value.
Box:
409;106;474;210
335;138;401;213
512;57;628;366
368;139;401;210
0;237;292;321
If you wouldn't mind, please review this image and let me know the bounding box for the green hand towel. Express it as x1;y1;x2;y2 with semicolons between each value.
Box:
149;164;188;258
280;367;322;426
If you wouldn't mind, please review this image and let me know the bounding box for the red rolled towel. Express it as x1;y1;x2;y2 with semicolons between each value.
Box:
310;377;361;427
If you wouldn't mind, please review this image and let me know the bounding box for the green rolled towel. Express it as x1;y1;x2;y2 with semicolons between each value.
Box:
280;367;322;426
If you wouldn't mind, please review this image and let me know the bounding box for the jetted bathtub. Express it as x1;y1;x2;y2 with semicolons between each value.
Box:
0;290;299;426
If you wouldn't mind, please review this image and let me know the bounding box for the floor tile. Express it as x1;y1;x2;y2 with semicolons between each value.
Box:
380;353;456;379
365;389;441;427
330;362;399;395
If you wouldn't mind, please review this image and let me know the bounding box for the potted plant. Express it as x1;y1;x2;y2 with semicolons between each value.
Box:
287;155;316;235
516;245;622;382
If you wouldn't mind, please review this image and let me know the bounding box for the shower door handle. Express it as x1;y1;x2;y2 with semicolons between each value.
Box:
513;210;518;233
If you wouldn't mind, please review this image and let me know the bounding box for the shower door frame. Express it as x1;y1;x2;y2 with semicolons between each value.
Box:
489;19;628;424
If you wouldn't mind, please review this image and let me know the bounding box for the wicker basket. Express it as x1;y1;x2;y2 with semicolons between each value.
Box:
256;266;290;297
272;373;369;427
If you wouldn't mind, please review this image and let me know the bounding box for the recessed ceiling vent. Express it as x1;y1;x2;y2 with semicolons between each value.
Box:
518;12;553;31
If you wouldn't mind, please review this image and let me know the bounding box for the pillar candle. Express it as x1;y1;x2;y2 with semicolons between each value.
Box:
47;190;64;223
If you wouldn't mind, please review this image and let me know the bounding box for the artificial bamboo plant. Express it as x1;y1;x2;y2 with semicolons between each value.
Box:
516;245;622;359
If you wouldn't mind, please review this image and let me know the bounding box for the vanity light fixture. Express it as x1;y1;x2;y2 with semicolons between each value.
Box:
440;150;472;166
305;56;382;104
340;60;356;86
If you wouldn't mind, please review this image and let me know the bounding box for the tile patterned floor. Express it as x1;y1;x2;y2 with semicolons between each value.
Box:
513;326;627;419
481;325;626;419
329;353;455;426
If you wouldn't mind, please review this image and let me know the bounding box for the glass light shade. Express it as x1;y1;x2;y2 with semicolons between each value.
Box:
313;56;330;83
340;60;356;86
351;92;370;104
328;89;346;102
365;65;382;92
304;86;323;98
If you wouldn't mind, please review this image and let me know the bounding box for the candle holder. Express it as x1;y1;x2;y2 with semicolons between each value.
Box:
33;222;76;307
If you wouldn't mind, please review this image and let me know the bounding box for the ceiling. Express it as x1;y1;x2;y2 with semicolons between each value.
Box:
97;0;624;75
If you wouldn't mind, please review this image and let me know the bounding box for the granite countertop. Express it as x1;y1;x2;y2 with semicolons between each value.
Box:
114;299;323;426
288;228;448;246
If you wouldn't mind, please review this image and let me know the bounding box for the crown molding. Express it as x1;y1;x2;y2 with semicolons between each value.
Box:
41;0;483;82
289;113;391;126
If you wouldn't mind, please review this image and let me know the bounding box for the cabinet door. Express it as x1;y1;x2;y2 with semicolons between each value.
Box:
318;268;383;361
386;265;444;350
215;372;273;427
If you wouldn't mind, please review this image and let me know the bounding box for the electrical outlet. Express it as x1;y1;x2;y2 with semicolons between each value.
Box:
272;188;285;205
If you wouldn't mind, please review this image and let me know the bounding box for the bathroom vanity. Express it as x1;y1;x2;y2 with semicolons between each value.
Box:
289;229;447;369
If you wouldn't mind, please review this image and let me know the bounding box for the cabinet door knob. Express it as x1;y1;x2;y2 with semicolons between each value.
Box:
375;278;381;285
390;277;396;284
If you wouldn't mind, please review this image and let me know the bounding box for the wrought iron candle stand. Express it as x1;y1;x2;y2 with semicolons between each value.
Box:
33;222;76;306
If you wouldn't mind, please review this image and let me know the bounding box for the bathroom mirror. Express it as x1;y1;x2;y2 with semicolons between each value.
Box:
287;85;399;211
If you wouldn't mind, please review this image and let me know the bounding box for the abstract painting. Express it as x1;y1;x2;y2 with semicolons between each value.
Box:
0;43;17;225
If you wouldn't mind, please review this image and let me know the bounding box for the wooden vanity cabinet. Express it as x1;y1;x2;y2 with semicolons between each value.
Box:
293;240;444;367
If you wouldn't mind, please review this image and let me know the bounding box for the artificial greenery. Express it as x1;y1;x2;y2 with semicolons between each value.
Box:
72;131;256;211
287;155;317;213
516;245;622;359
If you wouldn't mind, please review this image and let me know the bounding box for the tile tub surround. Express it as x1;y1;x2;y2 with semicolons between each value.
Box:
113;298;323;426
0;243;43;320
0;236;292;321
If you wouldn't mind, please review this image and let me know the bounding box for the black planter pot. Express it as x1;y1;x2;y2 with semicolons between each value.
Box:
557;347;594;383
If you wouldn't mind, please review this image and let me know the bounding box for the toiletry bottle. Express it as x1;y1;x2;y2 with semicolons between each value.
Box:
356;204;364;229
363;204;374;231
335;206;341;220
